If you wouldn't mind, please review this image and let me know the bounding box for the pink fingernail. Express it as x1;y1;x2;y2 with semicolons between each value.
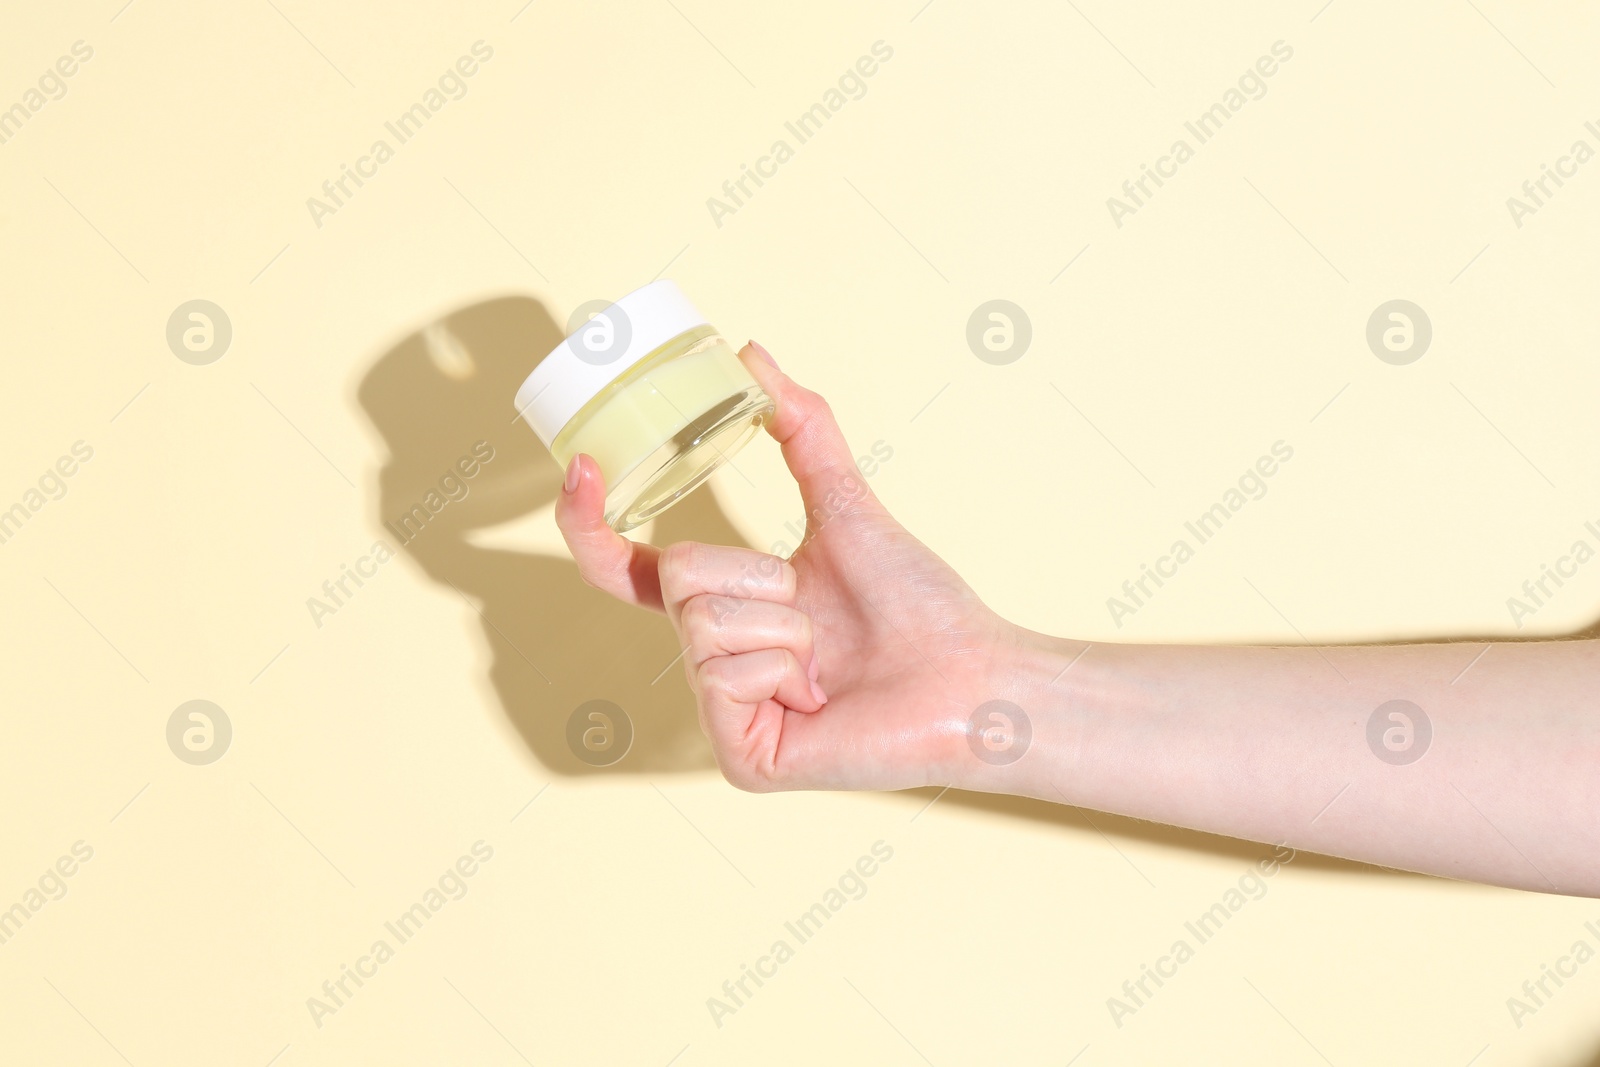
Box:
809;679;827;705
807;651;820;681
563;455;581;494
749;340;778;368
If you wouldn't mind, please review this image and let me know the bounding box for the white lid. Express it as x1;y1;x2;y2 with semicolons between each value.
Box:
514;280;710;447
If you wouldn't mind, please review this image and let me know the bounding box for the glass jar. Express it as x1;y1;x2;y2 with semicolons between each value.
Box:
515;281;773;531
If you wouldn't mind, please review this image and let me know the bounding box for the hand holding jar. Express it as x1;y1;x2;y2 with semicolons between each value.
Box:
539;305;1600;899
550;337;1019;793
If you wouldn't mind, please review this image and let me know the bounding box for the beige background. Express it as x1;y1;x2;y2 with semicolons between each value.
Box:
3;0;1599;1063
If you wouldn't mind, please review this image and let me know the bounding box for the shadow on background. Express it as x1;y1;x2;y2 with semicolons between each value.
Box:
358;294;740;776
1569;1045;1600;1067
356;294;1600;884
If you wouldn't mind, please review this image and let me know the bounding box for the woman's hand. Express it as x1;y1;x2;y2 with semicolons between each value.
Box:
553;341;1600;895
555;342;1027;792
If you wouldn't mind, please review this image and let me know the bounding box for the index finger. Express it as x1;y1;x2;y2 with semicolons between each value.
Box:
553;453;665;613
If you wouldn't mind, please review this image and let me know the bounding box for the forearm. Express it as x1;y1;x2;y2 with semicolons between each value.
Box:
963;632;1600;896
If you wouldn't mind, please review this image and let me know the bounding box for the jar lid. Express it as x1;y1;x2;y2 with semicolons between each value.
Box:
514;280;710;448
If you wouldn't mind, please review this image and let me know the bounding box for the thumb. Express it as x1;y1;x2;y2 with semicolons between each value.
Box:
737;341;883;524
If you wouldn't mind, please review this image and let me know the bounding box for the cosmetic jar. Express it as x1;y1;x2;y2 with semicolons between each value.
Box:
515;281;774;532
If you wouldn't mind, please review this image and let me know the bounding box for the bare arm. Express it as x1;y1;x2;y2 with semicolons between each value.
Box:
963;634;1600;895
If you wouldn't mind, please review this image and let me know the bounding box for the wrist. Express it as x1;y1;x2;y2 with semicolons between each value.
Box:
940;622;1097;799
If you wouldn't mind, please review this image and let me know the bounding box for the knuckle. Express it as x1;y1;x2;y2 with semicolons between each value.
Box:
708;594;741;626
777;560;799;600
761;646;798;683
793;611;814;651
806;398;841;438
792;384;827;418
697;655;733;694
683;594;734;637
658;540;698;588
680;593;712;633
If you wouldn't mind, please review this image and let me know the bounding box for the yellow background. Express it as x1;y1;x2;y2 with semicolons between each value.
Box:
3;1;1599;1064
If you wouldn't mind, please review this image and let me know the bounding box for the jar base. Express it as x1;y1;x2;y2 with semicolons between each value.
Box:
603;386;774;532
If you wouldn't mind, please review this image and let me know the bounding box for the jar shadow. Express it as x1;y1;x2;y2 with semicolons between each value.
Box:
357;294;738;777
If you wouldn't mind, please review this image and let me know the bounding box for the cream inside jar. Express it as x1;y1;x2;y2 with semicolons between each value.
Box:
515;281;773;531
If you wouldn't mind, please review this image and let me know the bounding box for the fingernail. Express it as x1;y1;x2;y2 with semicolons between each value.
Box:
563;455;581;494
807;651;820;681
809;678;827;705
749;340;778;368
